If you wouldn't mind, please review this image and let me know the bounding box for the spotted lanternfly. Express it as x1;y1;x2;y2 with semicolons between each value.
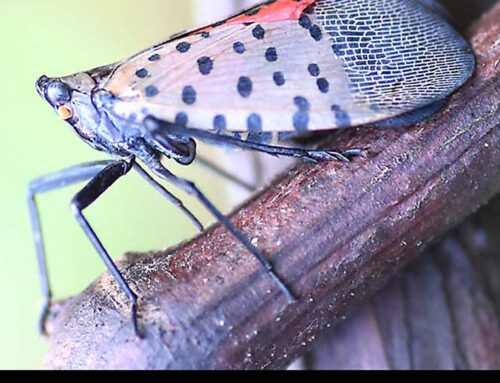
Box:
30;0;475;336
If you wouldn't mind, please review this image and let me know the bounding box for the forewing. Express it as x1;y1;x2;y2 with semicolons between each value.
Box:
103;0;474;133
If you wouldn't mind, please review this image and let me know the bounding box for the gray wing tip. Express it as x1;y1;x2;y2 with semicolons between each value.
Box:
459;44;477;86
449;36;476;95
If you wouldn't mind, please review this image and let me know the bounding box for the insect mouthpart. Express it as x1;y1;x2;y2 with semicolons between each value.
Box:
36;76;74;120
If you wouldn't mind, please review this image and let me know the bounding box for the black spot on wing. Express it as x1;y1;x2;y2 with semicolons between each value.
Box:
265;47;278;62
252;25;265;40
182;86;197;105
175;112;189;127
273;71;285;86
233;41;246;54
197;56;214;75
247;113;262;133
299;15;312;29
237;76;253;98
294;96;311;111
293;96;311;132
213;114;227;131
176;42;191;53
135;68;148;78
317;78;330;93
148;53;161;62
308;64;320;77
331;104;351;127
145;85;159;97
309;25;323;41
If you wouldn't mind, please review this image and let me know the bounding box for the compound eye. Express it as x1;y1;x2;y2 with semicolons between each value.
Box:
46;81;71;106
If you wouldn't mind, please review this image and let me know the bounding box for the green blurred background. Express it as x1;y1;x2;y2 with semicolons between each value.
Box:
0;0;231;369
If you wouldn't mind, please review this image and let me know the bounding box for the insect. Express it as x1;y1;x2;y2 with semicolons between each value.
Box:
30;0;475;336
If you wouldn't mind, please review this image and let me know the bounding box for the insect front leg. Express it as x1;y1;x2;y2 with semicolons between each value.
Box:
141;156;296;303
69;159;144;337
27;161;117;335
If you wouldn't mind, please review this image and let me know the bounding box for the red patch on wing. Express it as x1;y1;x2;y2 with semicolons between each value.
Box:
226;0;316;25
192;0;316;35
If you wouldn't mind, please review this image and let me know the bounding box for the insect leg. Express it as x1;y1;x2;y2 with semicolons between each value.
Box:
133;162;204;231
69;159;143;336
142;156;296;303
145;117;363;163
196;133;362;163
195;154;258;192
27;161;116;335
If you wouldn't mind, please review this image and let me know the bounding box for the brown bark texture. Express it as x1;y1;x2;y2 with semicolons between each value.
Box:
45;2;500;370
306;195;500;370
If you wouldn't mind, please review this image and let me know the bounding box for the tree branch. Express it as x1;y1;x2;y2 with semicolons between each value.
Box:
45;3;500;370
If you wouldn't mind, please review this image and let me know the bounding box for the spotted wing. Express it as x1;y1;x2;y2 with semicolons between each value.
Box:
102;0;474;134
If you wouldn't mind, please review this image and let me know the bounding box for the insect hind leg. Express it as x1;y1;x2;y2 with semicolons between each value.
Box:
145;117;363;164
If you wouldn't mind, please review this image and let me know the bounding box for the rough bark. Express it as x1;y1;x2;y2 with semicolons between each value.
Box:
45;3;500;370
306;195;500;370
